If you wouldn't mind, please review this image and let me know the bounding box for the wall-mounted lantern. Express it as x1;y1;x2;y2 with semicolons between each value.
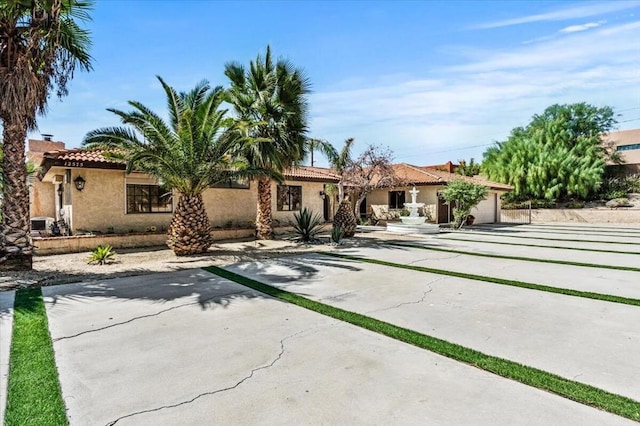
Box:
74;176;86;191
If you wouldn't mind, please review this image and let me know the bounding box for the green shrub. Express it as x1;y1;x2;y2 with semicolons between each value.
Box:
293;208;325;243
87;245;116;265
399;208;410;217
331;226;344;244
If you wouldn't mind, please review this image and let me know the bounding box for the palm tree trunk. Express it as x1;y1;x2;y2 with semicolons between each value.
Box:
167;193;212;256
256;176;273;240
0;121;33;270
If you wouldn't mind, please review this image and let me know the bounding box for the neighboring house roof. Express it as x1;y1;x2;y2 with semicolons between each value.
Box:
37;147;340;183
389;163;512;191
602;128;640;146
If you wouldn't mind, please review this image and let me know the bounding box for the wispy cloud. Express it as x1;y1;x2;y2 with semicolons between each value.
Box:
473;1;638;29
309;21;640;164
559;20;606;33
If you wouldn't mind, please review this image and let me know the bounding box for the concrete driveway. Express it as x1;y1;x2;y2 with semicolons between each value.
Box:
35;267;630;425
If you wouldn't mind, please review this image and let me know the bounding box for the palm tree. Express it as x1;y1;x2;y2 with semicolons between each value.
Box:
225;45;310;240
0;0;92;270
328;138;357;237
84;77;253;256
305;137;337;167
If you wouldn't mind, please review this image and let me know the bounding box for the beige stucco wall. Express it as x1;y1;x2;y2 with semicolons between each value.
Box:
202;185;258;228
68;168;172;233
366;186;505;224
367;186;440;222
30;178;56;219
272;180;327;224
33;167;332;234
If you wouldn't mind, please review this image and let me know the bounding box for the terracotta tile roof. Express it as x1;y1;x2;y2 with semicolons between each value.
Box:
44;148;124;165
387;163;512;190
39;148;341;183
283;166;340;183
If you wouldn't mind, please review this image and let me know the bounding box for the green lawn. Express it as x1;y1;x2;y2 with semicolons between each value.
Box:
4;288;67;426
206;265;640;421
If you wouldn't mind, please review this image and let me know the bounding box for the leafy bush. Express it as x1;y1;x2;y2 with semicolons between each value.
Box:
87;245;116;265
441;180;488;228
399;208;410;217
331;226;344;244
292;208;325;243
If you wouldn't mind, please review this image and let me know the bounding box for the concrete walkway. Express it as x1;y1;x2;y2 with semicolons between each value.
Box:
226;253;640;401
37;269;631;425
340;244;640;299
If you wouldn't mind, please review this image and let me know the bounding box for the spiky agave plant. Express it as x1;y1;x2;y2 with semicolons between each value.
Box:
87;245;116;265
292;207;325;243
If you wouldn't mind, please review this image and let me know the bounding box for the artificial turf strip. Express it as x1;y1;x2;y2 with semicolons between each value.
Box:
438;236;640;255
4;288;68;426
204;265;640;421
389;242;640;273
455;230;640;246
321;252;640;307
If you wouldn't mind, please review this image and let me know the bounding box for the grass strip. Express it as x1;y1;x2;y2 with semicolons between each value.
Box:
322;252;640;307
389;242;640;273
4;288;67;426
438;236;640;255
205;265;640;421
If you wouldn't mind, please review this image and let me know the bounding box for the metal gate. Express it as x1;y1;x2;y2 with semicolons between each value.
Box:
500;202;532;224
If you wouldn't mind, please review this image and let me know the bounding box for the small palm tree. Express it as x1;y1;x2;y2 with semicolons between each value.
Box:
225;45;310;240
0;0;92;270
84;77;252;256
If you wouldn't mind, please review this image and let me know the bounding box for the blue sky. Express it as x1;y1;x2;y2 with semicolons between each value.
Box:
30;0;640;167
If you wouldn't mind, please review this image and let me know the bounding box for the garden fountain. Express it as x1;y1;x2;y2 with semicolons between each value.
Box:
386;186;440;234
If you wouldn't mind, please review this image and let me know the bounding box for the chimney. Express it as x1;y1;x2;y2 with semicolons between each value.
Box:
41;133;53;141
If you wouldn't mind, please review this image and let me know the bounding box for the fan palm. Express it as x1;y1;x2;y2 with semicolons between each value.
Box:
84;77;253;256
0;0;92;270
225;45;310;239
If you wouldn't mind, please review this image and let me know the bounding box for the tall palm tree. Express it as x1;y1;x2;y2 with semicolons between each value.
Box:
0;0;92;270
329;138;357;236
84;77;254;256
304;137;337;167
225;45;310;240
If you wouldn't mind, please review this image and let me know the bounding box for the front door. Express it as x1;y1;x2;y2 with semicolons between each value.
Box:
437;192;455;224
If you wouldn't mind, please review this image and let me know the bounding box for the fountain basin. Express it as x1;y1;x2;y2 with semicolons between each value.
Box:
387;222;440;234
400;216;426;225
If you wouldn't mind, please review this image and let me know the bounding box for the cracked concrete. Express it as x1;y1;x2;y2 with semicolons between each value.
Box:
105;326;316;425
227;251;640;401
41;264;634;425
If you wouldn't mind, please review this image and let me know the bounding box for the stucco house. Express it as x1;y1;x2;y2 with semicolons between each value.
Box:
27;138;339;237
364;163;512;224
602;128;640;175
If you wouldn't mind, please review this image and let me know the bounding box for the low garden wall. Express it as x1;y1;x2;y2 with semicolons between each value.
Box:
33;225;297;255
531;208;640;224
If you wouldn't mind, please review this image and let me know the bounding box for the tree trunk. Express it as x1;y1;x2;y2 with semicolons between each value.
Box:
333;198;357;237
255;176;274;240
167;193;212;256
354;194;366;220
0;121;33;271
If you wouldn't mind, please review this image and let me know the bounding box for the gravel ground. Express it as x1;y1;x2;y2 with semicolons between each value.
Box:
0;232;421;291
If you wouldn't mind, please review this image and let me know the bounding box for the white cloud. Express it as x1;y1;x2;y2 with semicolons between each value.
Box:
308;21;640;165
559;20;606;33
473;1;639;29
